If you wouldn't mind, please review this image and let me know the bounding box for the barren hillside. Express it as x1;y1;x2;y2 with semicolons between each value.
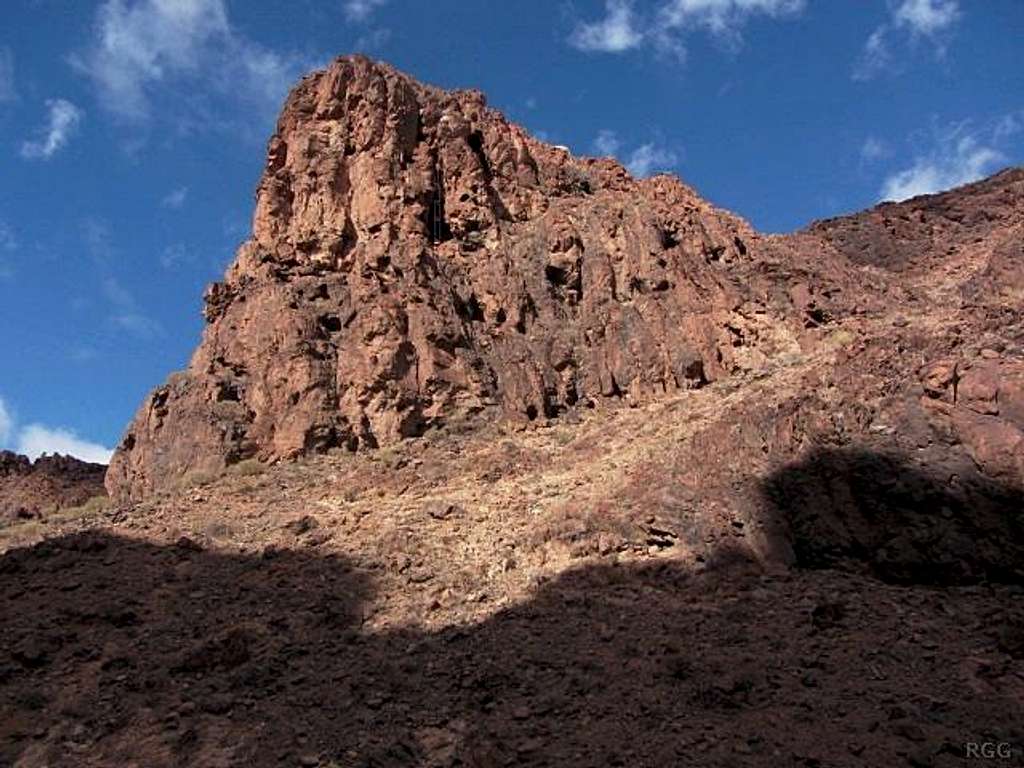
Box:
2;57;1022;767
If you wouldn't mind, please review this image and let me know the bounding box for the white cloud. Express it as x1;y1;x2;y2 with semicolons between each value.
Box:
20;99;83;159
854;28;891;80
570;0;804;57
860;136;889;163
570;0;643;52
344;0;388;23
993;112;1022;142
625;143;679;177
0;396;112;463
161;186;188;209
0;46;14;103
594;129;622;156
72;0;317;124
0;396;12;445
354;28;391;51
592;129;680;178
658;0;805;37
855;0;960;80
893;0;959;36
880;127;1003;202
17;424;113;464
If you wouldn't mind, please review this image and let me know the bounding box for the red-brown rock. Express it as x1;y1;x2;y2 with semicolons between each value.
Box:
105;55;1024;507
106;56;856;500
0;451;107;520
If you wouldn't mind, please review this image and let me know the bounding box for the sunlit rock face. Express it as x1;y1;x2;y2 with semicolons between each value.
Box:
106;55;1024;502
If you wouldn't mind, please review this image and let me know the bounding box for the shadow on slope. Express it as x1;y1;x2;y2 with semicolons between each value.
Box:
3;516;1023;766
761;448;1024;585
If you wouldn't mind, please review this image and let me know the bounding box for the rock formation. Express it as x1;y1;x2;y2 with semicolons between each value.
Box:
0;451;106;520
105;55;1024;504
105;56;845;499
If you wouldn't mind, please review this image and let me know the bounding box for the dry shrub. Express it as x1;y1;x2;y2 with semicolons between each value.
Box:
227;458;266;477
529;502;643;558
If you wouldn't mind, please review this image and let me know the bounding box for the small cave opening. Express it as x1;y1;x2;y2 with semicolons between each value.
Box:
660;228;680;249
734;236;748;256
526;404;539;421
453;292;485;323
466;130;492;181
805;306;831;327
707;245;726;262
543;397;562;419
514;295;537;334
545;264;569;287
424;193;453;243
608;374;624;399
216;382;241;403
565;384;579;407
494;307;507;327
318;314;343;333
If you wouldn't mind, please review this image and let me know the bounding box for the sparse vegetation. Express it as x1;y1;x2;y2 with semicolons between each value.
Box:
226;458;266;477
177;469;219;491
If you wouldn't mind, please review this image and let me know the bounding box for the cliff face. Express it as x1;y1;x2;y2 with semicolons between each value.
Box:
106;56;856;500
105;56;1024;504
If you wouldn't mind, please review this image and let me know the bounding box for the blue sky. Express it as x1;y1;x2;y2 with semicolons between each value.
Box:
0;0;1022;462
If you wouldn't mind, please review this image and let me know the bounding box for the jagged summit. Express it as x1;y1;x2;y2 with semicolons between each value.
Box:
0;450;106;520
105;56;850;499
105;56;1023;501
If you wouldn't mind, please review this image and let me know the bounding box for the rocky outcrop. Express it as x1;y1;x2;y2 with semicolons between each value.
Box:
106;56;1024;503
107;56;856;500
0;451;107;520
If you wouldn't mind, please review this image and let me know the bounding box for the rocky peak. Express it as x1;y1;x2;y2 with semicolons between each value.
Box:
0;451;107;520
108;56;1013;502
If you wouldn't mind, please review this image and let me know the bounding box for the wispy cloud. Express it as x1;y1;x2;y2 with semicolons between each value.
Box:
343;0;389;23
879;121;1005;202
0;396;11;444
860;136;890;164
103;276;163;339
0;219;16;252
570;0;805;58
594;129;622;156
0;46;14;103
83;217;116;263
159;242;192;269
855;0;960;80
0;219;15;279
592;129;680;178
570;0;643;53
161;186;189;209
354;28;391;52
20;99;83;159
625;143;680;177
72;0;319;126
0;394;112;463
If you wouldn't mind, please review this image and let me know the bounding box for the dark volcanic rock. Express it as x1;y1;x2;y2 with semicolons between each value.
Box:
0;451;107;520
